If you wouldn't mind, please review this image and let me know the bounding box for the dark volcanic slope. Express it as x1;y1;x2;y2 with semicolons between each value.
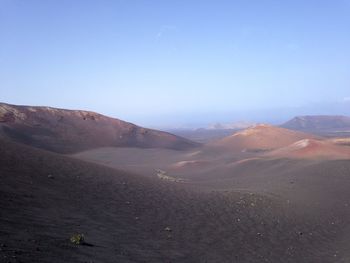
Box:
0;103;199;153
0;138;343;263
282;115;350;133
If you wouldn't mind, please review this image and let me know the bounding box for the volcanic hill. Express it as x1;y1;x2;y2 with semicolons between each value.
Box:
0;102;199;153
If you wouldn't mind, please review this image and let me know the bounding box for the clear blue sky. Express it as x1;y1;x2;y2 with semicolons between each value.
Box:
1;0;350;127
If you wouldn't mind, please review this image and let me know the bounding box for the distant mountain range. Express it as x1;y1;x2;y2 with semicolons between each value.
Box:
206;121;256;130
2;102;350;153
0;103;199;153
281;115;350;134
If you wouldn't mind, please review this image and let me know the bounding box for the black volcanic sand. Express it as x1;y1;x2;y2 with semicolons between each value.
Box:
1;139;349;262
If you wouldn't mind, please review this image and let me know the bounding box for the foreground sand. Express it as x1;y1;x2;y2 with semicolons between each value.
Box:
2;139;350;262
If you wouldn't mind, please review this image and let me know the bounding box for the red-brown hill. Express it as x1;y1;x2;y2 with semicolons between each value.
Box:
266;138;350;160
0;102;199;153
210;124;316;152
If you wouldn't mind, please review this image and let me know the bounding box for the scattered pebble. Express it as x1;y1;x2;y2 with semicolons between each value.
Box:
164;226;172;232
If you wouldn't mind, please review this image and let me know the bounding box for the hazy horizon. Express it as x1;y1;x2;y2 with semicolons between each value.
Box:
1;0;350;128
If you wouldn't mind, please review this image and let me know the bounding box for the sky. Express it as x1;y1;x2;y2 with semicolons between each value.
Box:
1;0;350;128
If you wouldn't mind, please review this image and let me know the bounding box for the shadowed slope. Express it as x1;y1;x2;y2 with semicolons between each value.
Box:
0;102;199;153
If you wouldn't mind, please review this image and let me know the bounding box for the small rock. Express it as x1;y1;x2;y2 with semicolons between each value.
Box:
47;174;54;179
164;227;172;232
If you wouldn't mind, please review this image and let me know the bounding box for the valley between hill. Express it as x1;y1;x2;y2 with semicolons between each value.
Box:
2;104;350;262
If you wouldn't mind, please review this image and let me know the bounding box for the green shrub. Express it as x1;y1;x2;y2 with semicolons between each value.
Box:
70;233;85;245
